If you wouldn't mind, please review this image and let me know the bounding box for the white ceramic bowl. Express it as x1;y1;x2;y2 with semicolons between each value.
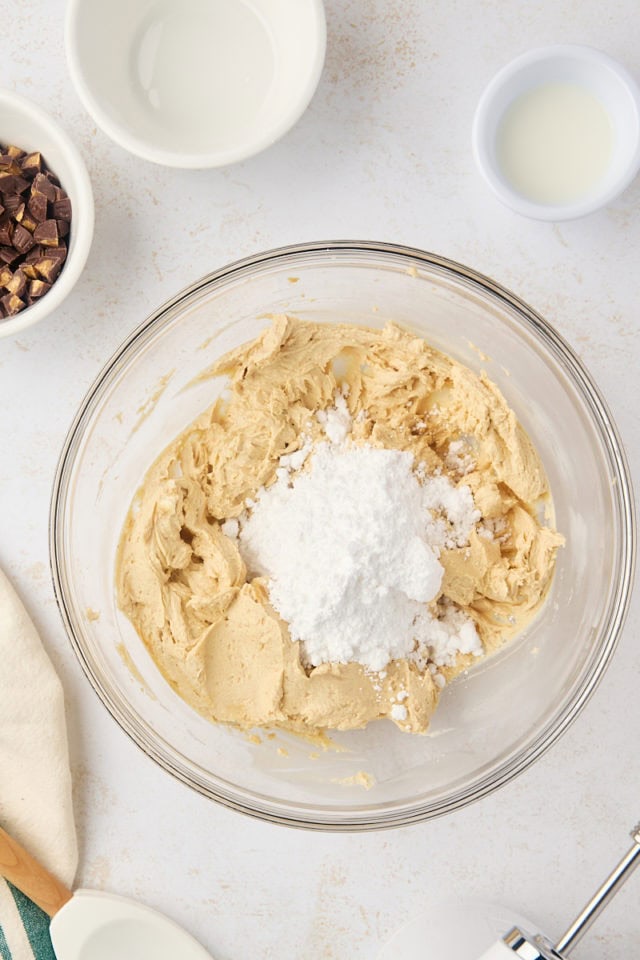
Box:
472;45;640;221
0;89;94;339
65;0;326;168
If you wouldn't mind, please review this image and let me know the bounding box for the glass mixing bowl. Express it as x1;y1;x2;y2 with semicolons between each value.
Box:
50;241;635;830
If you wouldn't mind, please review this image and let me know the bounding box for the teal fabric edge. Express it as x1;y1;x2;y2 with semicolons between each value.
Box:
0;918;13;960
8;883;55;960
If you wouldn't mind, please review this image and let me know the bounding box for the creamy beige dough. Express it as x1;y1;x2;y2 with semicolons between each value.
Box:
117;316;563;735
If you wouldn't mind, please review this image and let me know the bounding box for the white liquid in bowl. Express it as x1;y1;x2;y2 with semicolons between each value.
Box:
131;0;276;148
496;82;613;204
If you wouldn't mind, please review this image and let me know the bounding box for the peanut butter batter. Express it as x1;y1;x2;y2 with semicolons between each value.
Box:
116;317;563;735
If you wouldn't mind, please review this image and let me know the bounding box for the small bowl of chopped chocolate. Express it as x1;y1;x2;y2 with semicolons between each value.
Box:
0;88;93;337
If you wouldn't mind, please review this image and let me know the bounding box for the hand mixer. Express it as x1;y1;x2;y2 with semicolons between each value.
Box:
378;823;640;960
480;823;640;959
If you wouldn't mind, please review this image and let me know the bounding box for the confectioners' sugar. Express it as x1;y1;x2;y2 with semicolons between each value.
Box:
316;389;352;444
239;444;445;671
236;398;483;673
478;516;510;543
445;438;476;476
419;473;481;549
220;518;239;538
412;600;483;668
390;704;408;721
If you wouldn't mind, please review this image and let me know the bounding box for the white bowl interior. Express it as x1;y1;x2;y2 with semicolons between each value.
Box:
53;249;631;827
474;48;640;218
0;91;93;337
67;0;325;164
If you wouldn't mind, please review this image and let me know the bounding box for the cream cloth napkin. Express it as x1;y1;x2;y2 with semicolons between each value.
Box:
0;567;77;960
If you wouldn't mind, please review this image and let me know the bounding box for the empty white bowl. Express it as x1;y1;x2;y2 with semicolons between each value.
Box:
0;89;94;338
472;45;640;220
65;0;326;168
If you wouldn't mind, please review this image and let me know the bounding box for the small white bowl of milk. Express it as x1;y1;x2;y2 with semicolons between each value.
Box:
472;45;640;220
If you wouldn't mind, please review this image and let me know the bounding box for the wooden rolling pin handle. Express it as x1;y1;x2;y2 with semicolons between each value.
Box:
0;826;73;917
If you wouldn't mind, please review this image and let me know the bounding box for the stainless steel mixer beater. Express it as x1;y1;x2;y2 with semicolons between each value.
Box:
481;823;640;959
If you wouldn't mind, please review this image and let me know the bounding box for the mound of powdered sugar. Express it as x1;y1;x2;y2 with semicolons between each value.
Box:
236;420;482;672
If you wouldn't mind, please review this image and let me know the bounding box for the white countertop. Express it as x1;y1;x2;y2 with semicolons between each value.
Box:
1;1;639;957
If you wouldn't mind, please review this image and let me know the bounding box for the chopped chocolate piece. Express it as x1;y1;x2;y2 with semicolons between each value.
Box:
27;190;47;222
32;172;56;202
20;213;38;233
53;185;67;201
0;204;3;218
45;243;67;261
0;215;13;246
21;263;38;280
12;223;36;254
1;292;25;315
2;194;22;216
12;202;25;223
0;245;20;264
0;174;29;195
52;196;72;220
0;155;12;169
33;219;58;246
20;152;42;177
6;269;26;298
0;265;12;287
34;256;63;283
0;173;17;193
0;302;5;318
6;145;26;160
56;218;70;238
0;161;22;177
28;279;50;299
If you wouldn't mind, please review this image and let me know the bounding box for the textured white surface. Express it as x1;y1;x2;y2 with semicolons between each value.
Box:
0;2;639;958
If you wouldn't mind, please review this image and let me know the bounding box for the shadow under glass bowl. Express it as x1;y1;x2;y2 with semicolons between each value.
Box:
50;241;635;831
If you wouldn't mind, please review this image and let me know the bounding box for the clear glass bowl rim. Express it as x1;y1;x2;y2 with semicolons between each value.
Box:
50;240;637;831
